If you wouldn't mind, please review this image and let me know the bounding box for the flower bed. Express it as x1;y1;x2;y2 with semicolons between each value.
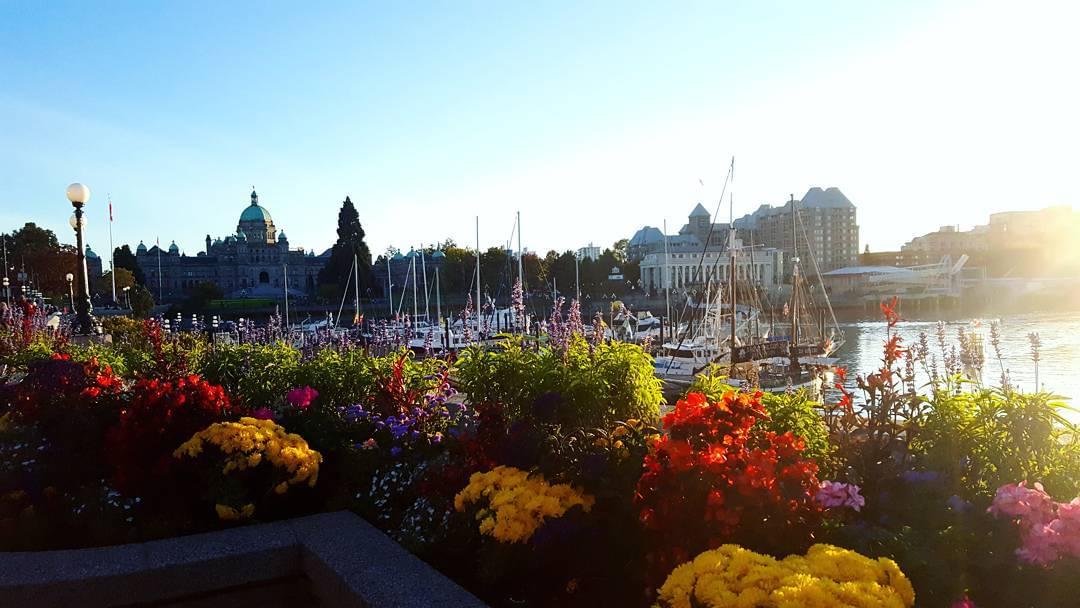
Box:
2;304;1080;607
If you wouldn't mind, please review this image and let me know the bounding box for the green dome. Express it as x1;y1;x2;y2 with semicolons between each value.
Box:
240;190;273;223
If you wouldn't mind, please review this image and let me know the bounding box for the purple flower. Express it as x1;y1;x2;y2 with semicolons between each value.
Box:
902;469;943;484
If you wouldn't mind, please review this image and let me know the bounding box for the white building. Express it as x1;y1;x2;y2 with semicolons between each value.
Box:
640;237;784;293
577;244;602;261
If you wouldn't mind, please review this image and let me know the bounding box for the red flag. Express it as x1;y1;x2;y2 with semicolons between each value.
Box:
109;202;113;222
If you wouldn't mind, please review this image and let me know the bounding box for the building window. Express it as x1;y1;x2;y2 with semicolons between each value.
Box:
259;271;269;284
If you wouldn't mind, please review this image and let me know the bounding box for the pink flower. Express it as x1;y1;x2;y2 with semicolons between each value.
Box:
251;407;275;420
951;597;977;608
988;481;1055;524
990;482;1080;565
286;386;319;410
1018;522;1064;564
816;481;865;511
361;438;378;450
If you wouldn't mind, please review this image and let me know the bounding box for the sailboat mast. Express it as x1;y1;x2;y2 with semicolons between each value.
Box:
789;194;800;375
386;255;392;318
517;211;524;286
421;244;430;323
411;251;418;323
663;219;671;340
435;266;442;325
729;192;738;364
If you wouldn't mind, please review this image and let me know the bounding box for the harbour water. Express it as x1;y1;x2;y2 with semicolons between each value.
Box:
831;311;1080;420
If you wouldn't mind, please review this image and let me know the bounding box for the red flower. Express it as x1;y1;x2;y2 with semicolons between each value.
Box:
880;296;901;328
636;392;821;583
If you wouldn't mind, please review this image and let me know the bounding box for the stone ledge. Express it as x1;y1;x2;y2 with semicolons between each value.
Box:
0;511;487;608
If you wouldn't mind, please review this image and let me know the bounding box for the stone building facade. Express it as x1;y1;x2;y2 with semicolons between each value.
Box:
733;187;859;277
135;190;327;302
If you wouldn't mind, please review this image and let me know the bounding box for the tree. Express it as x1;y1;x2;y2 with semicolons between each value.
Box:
129;284;155;319
186;281;224;311
612;238;630;264
101;267;137;293
317;197;373;299
113;245;146;285
2;223;77;300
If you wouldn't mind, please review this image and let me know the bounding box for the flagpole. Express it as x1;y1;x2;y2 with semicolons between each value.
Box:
108;195;116;304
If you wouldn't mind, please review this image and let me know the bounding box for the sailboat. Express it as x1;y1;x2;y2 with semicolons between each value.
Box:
727;194;844;395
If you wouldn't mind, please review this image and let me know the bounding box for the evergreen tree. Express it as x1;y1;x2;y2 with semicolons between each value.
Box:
318;196;373;298
113;244;146;285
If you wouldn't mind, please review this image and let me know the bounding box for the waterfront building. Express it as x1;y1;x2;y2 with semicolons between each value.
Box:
576;244;602;261
733;187;860;276
639;236;784;294
630;203;783;294
901;225;989;267
135;190;327;302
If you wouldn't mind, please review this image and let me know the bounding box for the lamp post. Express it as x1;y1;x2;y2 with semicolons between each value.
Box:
66;183;94;335
66;272;75;311
122;285;131;309
2;277;8;307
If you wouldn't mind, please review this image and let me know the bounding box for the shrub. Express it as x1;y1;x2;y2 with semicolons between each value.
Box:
456;335;662;431
912;389;1080;499
198;342;301;407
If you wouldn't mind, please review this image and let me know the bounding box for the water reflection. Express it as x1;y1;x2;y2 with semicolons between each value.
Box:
831;312;1080;420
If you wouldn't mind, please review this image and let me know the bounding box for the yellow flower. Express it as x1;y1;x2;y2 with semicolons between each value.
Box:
657;544;915;608
454;466;594;543
177;418;322;515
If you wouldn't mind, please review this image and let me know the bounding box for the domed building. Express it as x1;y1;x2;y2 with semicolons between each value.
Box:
135;190;329;302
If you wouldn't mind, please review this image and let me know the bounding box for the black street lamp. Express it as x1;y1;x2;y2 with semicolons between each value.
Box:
122;285;131;309
2;276;8;307
66;183;94;335
66;272;75;311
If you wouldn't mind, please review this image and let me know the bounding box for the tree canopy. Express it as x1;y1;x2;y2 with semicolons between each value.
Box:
318;197;374;299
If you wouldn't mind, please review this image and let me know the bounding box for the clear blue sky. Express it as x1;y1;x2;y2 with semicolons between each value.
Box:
2;0;1077;259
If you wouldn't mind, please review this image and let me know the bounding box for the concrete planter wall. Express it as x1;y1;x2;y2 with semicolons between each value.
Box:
0;511;487;607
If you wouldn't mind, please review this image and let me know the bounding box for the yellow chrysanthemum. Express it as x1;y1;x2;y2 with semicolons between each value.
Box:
176;417;323;503
454;466;594;543
657;544;915;608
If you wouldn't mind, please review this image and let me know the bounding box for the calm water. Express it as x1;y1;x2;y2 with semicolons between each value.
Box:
831;312;1080;419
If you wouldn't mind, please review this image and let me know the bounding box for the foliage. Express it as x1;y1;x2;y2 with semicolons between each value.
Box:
101;267;137;293
129;284;156;318
198;341;301;407
456;334;662;431
113;244;146;285
656;543;915;608
911;388;1080;499
185;281;224;310
636;392;822;582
